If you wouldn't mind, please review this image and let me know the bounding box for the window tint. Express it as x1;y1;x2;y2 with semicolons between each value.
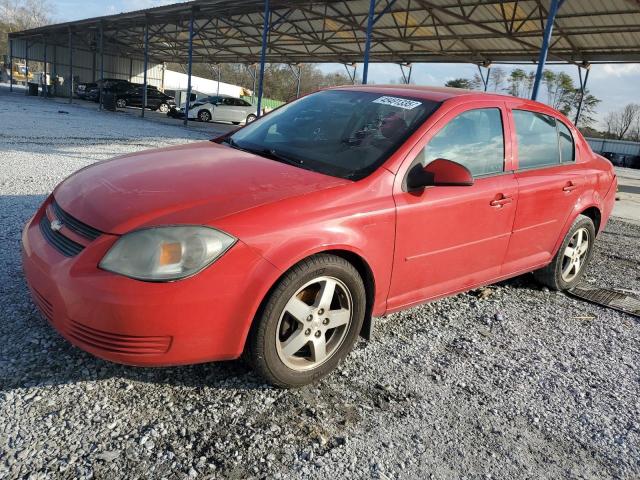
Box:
418;108;504;177
558;121;574;162
513;110;560;169
239;99;252;107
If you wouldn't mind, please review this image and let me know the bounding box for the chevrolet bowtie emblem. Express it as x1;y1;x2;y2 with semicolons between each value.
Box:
50;219;63;232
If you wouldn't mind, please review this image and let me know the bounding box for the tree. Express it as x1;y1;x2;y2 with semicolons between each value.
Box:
507;68;528;98
604;103;640;140
488;67;506;92
444;78;472;89
573;91;600;129
0;0;54;56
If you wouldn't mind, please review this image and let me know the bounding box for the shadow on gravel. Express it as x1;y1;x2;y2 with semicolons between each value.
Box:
0;194;264;393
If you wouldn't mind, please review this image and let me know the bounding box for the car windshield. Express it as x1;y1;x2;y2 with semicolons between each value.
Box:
228;90;440;180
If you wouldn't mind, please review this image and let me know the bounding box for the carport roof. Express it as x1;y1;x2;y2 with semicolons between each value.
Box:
9;0;640;65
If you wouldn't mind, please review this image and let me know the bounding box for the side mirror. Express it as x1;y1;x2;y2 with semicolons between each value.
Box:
406;158;474;191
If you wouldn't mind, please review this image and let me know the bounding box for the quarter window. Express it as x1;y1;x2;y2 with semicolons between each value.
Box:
418;108;505;177
558;121;575;163
513;110;560;169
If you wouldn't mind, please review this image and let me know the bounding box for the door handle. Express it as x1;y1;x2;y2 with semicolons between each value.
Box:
490;194;513;208
563;182;577;192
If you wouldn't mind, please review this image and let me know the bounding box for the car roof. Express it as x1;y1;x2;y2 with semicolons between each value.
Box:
330;84;546;110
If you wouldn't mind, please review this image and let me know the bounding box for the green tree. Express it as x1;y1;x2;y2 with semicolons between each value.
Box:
444;78;472;89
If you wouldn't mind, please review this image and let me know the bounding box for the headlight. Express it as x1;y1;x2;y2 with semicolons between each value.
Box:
99;226;236;281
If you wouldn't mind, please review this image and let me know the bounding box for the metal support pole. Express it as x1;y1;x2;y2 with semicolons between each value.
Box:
574;65;590;126
399;63;412;84
8;38;12;92
252;65;257;103
53;45;57;96
68;29;73;104
25;40;29;86
129;58;133;82
477;64;491;91
344;63;357;84
43;39;47;98
184;8;195;126
99;23;104;110
216;64;221;99
362;0;375;85
531;0;564;100
142;20;149;117
296;64;301;98
256;0;270;118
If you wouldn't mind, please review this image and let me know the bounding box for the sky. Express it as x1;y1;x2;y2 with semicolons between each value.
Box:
51;0;640;128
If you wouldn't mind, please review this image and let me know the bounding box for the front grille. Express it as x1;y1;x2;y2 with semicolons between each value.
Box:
32;288;53;322
66;319;172;355
40;215;84;257
52;200;103;241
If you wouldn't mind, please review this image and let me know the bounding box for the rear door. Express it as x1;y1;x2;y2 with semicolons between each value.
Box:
502;106;586;273
389;102;518;310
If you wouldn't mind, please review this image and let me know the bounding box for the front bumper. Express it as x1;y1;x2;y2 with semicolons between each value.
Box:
21;199;279;366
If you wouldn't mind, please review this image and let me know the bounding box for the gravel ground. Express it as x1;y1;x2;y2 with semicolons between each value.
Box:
1;87;639;480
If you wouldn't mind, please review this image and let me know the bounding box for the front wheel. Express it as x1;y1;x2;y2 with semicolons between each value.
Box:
116;98;126;108
198;110;211;122
247;254;366;388
245;114;257;124
533;214;596;290
157;103;170;113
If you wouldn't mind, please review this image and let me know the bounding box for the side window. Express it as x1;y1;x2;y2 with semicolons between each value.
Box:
240;99;252;107
418;108;504;177
557;121;575;163
513;110;560;169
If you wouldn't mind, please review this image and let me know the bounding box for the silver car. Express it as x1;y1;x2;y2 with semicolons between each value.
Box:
183;95;258;124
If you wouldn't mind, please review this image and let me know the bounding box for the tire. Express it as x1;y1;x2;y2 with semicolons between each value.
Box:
232;121;240;125
247;254;366;388
533;214;596;291
116;98;126;108
157;103;170;113
246;114;257;124
198;110;211;122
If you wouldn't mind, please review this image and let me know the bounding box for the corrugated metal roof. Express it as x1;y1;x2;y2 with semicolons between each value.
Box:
8;0;640;64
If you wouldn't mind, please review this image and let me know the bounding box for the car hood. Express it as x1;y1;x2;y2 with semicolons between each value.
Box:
54;141;349;235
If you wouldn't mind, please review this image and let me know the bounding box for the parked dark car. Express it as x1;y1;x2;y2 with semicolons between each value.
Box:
77;78;131;102
115;86;176;113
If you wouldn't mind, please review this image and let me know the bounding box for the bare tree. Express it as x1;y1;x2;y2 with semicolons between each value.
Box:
604;103;640;140
1;0;55;56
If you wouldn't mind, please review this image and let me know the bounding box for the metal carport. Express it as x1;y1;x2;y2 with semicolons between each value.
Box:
8;0;640;124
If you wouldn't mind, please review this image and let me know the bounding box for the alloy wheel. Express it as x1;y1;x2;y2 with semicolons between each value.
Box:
561;227;590;282
116;99;126;108
275;276;352;371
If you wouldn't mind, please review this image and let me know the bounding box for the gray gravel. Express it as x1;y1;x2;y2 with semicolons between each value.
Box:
1;87;639;480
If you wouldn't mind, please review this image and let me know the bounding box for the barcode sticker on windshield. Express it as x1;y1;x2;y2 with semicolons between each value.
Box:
372;96;422;110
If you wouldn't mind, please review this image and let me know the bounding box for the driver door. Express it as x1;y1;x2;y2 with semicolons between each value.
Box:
388;102;518;310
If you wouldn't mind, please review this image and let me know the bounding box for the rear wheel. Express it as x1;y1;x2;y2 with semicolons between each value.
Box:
157;103;170;113
533;214;595;290
247;254;366;388
116;98;126;108
198;110;211;122
246;114;257;124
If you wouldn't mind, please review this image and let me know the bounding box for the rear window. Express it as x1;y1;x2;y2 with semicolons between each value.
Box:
558;121;575;163
513;110;560;169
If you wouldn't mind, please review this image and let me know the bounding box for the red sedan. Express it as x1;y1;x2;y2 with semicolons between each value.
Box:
22;86;617;387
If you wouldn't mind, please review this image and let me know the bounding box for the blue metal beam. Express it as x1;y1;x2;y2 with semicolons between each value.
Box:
531;0;565;101
68;29;73;104
574;66;590;126
184;8;195;126
256;0;270;117
43;40;47;98
142;20;149;117
8;39;12;92
362;0;376;85
99;22;104;111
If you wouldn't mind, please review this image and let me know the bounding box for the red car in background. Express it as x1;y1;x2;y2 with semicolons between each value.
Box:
22;86;617;387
